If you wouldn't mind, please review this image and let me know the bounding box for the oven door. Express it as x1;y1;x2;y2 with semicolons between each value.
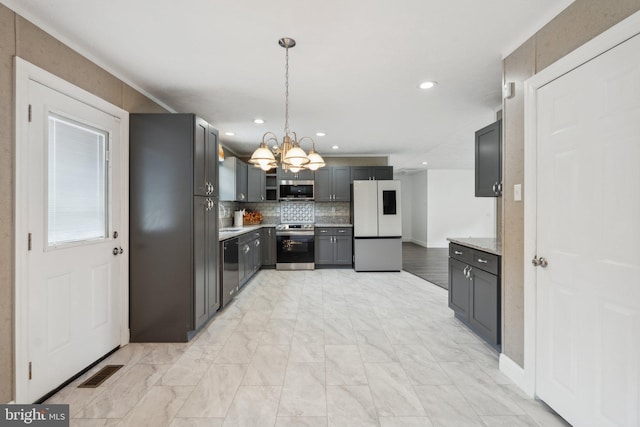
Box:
276;231;315;270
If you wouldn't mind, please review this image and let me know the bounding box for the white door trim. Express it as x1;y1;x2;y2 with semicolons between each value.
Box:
14;57;130;403
520;10;640;398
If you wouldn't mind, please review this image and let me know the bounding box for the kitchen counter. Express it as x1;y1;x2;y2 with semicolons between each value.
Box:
315;223;353;227
219;224;277;241
447;237;502;256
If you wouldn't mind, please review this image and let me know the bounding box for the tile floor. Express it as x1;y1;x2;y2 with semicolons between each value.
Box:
47;269;570;427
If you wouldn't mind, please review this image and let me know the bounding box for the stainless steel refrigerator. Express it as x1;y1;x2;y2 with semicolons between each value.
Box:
353;180;402;271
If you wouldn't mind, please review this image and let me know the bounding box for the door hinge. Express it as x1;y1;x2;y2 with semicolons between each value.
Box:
28;362;32;380
28;233;32;251
28;104;32;122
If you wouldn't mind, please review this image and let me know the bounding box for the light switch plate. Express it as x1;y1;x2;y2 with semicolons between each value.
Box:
514;184;522;201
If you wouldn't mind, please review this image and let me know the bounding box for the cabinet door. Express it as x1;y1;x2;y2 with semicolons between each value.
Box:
236;160;248;201
448;258;470;321
206;199;220;316
193;117;209;196
469;268;500;345
315;236;334;264
193;197;209;329
333;235;353;265
261;228;276;266
247;166;265;202
351;166;373;181
296;169;314;180
475;120;502;197
314;168;332;201
206;125;219;198
373;166;393;180
333;167;351;201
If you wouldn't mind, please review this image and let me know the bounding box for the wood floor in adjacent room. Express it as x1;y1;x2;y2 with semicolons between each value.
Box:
402;243;449;289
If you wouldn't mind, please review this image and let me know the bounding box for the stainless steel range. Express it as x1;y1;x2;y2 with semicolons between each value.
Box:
276;224;315;270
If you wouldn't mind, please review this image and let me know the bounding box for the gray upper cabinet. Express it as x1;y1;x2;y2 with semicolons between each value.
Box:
194;118;218;197
350;166;393;181
314;166;351;201
247;166;266;202
220;157;248;201
475;119;502;197
277;168;314;181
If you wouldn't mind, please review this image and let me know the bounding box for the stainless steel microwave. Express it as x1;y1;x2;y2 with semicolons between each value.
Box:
279;180;314;200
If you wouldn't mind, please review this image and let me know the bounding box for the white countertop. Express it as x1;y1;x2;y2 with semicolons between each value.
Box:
315;224;353;227
447;237;502;256
218;224;276;241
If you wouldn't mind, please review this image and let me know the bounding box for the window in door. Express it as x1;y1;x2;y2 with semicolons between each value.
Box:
47;113;109;247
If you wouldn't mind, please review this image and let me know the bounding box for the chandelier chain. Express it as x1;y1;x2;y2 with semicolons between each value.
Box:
284;45;290;136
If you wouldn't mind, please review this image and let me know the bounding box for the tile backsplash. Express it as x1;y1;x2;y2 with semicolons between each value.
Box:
219;200;351;226
281;201;314;224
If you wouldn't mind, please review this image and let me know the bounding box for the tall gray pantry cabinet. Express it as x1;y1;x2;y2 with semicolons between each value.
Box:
129;114;220;342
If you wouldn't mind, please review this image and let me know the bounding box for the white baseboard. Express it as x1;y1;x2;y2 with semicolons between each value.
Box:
411;239;428;247
499;353;535;398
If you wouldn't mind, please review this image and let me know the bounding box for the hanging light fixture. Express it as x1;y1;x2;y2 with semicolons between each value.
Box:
249;37;326;172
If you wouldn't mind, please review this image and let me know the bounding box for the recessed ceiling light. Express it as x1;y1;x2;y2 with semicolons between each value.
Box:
422;161;428;165
225;132;235;136
254;119;264;124
418;81;437;90
315;132;326;137
332;145;339;150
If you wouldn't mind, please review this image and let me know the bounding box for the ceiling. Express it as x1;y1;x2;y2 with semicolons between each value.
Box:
3;0;573;172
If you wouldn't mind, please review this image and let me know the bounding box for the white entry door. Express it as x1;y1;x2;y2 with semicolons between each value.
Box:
25;80;124;402
535;33;640;426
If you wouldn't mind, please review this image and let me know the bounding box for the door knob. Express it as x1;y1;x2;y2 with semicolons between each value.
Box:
113;247;119;256
532;256;548;267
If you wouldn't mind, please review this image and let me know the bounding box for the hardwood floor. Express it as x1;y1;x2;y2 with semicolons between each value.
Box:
402;242;449;289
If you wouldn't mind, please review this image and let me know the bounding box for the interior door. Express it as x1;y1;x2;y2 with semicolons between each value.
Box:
535;33;640;427
26;80;123;402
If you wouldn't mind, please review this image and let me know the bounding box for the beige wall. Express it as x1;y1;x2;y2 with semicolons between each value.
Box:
501;0;640;367
0;4;169;402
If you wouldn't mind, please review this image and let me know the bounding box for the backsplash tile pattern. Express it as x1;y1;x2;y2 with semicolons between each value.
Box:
281;201;314;224
315;202;351;224
220;200;350;227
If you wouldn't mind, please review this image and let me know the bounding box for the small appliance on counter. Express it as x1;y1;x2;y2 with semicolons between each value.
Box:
234;210;245;227
353;180;402;271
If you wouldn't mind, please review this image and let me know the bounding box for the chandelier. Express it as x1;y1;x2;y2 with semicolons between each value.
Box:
249;37;325;172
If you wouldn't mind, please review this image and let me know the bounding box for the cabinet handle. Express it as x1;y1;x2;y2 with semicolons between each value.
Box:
454;250;463;255
467;267;473;280
492;183;497;193
338;230;345;233
477;258;488;264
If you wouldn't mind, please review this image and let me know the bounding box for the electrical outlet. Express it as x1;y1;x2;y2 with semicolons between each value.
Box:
514;184;522;201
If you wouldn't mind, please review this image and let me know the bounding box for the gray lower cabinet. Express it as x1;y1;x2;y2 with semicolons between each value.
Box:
238;230;261;288
261;227;276;267
448;242;501;347
315;227;353;266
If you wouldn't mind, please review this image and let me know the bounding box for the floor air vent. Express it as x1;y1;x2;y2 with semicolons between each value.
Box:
77;365;123;388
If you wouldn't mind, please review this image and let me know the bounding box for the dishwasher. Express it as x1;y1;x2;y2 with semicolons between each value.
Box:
221;238;239;308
